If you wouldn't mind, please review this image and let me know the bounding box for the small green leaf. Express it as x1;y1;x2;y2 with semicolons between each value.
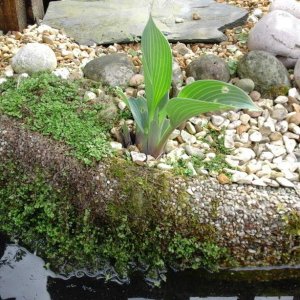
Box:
177;80;259;111
141;16;172;117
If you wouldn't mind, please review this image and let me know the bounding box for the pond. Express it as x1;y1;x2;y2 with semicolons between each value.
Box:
1;234;300;300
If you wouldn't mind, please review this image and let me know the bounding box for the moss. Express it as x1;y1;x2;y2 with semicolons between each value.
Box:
0;158;230;281
263;85;289;98
282;210;300;260
0;72;113;164
105;158;229;275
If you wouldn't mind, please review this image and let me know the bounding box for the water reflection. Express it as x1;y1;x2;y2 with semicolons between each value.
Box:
0;237;299;300
0;244;54;300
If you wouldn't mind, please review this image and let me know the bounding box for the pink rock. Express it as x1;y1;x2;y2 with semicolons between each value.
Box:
270;0;300;19
248;10;300;68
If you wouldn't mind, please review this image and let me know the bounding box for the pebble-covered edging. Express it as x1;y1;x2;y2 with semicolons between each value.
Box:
0;116;299;266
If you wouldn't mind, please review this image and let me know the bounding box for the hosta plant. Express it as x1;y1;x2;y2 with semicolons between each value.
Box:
117;16;259;158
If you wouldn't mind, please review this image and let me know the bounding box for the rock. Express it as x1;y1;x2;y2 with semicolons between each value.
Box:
181;130;196;144
172;61;184;87
283;136;297;153
249;131;262;142
224;134;235;149
98;102;119;123
83;54;135;87
250;90;261;101
169;129;181;140
217;173;231;184
240;114;251;125
53;68;70;80
43;0;248;45
110;141;123;150
233;148;256;163
260;151;274;161
173;43;193;56
246;160;262;174
165;140;178;153
288;112;300;125
12;43;57;74
186;54;230;82
186;77;195;85
252;8;263;19
131;151;147;165
211;115;225;127
184;145;204;158
271;107;288;121
289;123;300;134
274;95;289;104
248;10;300;68
266;144;286;157
276;120;289;133
295;58;300;89
129;74;144;87
237;50;290;95
235;78;255;93
186;122;196;135
232;171;253;184
269;132;283;141
84;91;97;101
276;177;294;187
270;0;300;19
288;88;300;100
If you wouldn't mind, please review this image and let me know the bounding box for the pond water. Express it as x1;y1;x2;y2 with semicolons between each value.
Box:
0;234;300;300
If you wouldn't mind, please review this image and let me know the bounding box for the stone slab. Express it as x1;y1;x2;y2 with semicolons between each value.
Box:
43;0;248;45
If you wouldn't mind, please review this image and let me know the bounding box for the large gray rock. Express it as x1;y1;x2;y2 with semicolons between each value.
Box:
186;54;230;82
237;50;290;95
270;0;300;19
248;10;300;68
295;58;300;89
83;54;135;87
43;0;248;45
12;43;57;74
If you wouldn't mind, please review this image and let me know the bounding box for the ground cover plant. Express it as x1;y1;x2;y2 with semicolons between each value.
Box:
118;16;259;158
0;73;112;164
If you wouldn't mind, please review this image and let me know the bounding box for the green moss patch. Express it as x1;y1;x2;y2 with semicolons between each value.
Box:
0;160;229;281
0;73;113;164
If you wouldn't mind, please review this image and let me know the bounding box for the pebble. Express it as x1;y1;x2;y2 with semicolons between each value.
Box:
131;151;147;165
186;122;196;135
276;177;294;188
181;130;196;144
184;145;204;158
84;91;97;101
249;131;262;142
110;141;123;150
211;115;225;127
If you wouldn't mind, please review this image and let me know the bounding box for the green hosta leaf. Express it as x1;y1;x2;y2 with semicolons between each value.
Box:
141;16;172;117
127;97;148;133
166;97;232;130
177;80;259;111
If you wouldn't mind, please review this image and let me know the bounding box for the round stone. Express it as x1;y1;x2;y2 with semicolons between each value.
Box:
12;43;57;74
249;131;262;142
